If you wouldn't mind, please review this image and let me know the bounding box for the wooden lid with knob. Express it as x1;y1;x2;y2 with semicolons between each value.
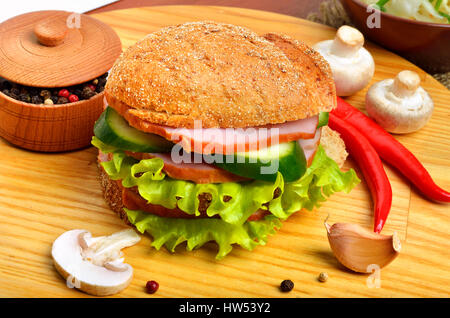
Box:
0;10;122;87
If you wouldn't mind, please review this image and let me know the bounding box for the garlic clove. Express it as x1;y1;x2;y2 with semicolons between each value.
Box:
325;221;401;273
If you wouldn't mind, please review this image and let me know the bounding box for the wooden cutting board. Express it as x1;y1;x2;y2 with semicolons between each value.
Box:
0;6;449;298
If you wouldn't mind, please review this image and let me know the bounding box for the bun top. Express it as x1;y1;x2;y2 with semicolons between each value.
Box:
105;21;336;128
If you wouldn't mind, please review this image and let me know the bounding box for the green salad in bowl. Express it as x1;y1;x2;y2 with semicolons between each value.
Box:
363;0;450;24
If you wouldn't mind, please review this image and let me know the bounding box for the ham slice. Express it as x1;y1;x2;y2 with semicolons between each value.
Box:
127;115;319;154
298;128;322;166
126;130;321;184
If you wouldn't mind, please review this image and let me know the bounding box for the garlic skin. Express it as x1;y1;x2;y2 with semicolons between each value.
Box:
314;25;375;97
365;70;434;134
325;222;401;273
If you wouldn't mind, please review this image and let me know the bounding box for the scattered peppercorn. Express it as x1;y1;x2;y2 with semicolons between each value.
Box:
280;279;294;292
68;94;79;103
92;79;99;85
87;84;96;92
318;272;328;283
145;280;159;294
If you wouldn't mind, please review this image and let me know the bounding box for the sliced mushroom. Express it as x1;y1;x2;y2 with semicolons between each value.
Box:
314;25;375;96
52;229;141;296
365;70;434;134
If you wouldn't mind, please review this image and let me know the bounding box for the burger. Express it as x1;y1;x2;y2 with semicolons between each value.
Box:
92;21;359;259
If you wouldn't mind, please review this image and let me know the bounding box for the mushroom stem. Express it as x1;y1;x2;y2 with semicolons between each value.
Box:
330;25;364;58
391;70;421;98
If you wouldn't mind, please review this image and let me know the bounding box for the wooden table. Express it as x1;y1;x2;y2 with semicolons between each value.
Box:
0;6;449;298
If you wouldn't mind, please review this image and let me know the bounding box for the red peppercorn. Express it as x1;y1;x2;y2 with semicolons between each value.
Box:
88;84;96;91
68;94;79;103
145;280;159;294
58;89;70;98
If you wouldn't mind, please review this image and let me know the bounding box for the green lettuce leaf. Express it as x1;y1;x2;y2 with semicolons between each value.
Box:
126;208;282;259
92;136;360;258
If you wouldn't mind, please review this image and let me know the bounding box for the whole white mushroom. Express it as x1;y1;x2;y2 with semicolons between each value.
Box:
314;25;375;97
365;70;434;134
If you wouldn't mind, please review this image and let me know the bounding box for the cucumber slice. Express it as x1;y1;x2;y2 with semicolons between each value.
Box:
318;112;329;128
94;107;174;153
212;141;307;182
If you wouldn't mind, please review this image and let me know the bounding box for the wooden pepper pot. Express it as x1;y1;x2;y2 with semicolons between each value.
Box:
0;90;105;152
0;11;122;152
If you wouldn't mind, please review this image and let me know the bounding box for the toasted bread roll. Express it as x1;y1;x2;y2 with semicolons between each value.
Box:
105;21;336;128
320;126;348;168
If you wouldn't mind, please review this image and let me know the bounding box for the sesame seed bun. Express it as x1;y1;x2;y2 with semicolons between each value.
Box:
105;21;336;129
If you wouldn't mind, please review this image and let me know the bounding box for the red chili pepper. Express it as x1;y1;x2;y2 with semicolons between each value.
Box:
332;97;450;203
329;113;392;233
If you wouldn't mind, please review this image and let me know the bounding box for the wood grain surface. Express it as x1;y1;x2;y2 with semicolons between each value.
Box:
0;6;449;298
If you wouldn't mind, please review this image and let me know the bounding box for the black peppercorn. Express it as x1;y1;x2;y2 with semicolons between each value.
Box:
2;89;10;96
40;89;51;100
73;89;83;98
81;86;96;99
50;96;59;104
97;77;107;87
31;95;43;104
10;88;20;96
19;93;31;103
280;280;294;292
56;96;69;104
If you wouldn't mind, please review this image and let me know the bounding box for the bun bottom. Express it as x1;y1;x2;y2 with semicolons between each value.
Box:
99;164;133;226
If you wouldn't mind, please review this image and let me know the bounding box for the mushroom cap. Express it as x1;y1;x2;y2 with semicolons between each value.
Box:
314;39;374;96
52;229;134;296
365;77;434;134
